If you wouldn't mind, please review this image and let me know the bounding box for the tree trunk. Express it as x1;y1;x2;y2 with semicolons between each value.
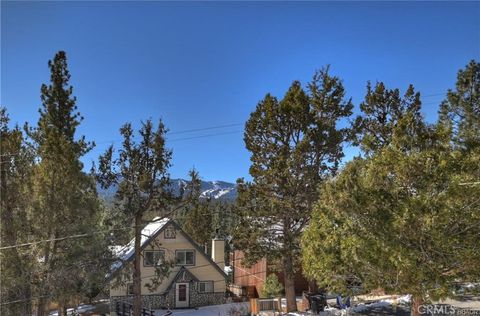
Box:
58;302;67;316
283;257;297;312
412;295;423;316
23;284;32;316
132;213;142;316
37;235;55;316
308;280;318;293
36;298;47;316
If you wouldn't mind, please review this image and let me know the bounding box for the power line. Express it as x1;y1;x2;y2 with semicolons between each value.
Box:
93;122;244;146
169;123;243;135
0;203;193;251
168;130;243;142
0;259;266;306
422;92;446;98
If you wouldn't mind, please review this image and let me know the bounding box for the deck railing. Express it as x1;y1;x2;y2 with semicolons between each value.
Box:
114;301;155;316
250;297;282;314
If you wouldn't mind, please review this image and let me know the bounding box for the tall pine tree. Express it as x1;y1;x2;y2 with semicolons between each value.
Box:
234;67;352;312
25;51;105;316
0;108;35;316
440;60;480;150
97;120;201;316
302;62;480;316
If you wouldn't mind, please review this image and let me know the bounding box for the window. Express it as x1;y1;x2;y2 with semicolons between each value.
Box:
127;283;134;295
164;226;176;239
143;250;165;267
176;250;195;265
197;281;214;293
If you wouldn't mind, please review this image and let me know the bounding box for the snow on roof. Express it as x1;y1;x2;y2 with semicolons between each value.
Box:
110;217;171;273
224;265;233;274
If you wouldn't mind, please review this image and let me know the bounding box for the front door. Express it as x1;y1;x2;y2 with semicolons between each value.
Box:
175;283;189;308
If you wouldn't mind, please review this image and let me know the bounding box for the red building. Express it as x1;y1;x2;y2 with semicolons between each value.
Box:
230;250;312;298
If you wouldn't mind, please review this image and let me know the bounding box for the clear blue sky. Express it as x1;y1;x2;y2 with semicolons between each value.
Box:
2;1;479;182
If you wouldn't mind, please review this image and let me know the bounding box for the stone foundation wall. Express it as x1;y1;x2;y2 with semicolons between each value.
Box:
111;290;226;313
110;294;170;312
190;292;226;307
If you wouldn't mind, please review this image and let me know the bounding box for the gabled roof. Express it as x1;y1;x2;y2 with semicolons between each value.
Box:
110;217;227;280
110;217;170;273
165;266;200;292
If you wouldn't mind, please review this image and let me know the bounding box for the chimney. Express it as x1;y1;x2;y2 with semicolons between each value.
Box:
211;237;225;270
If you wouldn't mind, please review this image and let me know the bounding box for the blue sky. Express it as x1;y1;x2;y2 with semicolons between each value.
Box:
2;1;479;182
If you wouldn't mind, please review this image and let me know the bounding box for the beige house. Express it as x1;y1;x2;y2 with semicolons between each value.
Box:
110;217;227;310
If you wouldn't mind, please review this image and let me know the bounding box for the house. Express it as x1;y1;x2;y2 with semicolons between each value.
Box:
109;217;227;310
230;250;312;298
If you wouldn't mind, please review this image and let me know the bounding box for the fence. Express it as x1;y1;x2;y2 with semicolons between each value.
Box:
114;301;156;316
250;298;282;314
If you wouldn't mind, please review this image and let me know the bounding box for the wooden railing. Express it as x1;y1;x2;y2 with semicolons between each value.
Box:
250;297;282;314
115;301;156;316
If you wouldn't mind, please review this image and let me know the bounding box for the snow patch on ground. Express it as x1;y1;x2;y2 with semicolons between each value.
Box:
283;295;412;316
154;302;250;316
353;294;411;313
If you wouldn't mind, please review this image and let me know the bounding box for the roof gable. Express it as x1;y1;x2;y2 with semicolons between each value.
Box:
165;266;200;292
111;217;227;280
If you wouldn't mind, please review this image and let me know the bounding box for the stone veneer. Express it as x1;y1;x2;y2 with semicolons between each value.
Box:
110;288;226;313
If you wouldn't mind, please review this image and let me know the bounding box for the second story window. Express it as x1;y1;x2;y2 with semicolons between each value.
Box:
176;250;195;265
144;250;165;267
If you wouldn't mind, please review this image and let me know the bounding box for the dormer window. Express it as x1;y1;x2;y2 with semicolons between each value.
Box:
164;225;176;239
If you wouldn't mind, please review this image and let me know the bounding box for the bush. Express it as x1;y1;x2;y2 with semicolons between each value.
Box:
262;273;284;298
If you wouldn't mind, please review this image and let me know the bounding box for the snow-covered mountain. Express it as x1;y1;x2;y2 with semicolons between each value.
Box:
199;180;237;200
97;179;237;202
168;179;237;200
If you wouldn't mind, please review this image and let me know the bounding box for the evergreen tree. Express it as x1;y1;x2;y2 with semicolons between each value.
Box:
262;274;284;298
302;63;480;316
183;199;214;250
97;120;172;316
0;108;34;316
24;51;107;316
234;67;352;312
440;60;480;150
97;120;200;316
352;81;427;154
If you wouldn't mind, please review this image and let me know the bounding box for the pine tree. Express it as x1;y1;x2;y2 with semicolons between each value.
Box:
262;274;284;298
97;120;171;316
0;108;34;316
24;51;106;316
97;120;200;316
440;60;480;150
234;67;352;312
352;81;427;154
302;63;480;316
183;199;214;250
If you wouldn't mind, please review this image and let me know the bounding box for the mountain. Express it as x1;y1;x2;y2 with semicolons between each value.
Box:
168;179;237;200
97;179;237;203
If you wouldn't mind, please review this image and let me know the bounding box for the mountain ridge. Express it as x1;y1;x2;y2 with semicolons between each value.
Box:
97;178;237;202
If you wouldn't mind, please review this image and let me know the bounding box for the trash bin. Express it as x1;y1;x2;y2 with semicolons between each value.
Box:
311;295;327;313
311;299;319;313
